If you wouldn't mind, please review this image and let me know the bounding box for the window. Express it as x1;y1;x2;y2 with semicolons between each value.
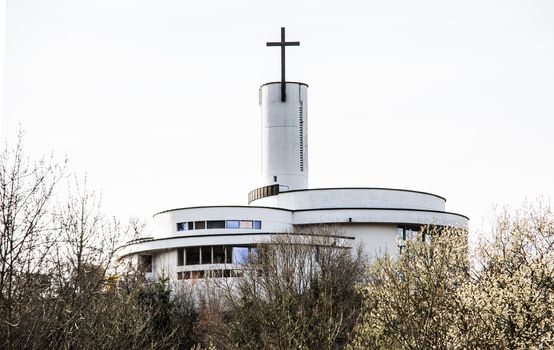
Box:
397;227;406;240
225;246;233;263
313;246;320;263
406;228;417;240
254;220;262;229
177;248;184;266
201;246;212;264
177;271;190;280
207;220;225;229
226;220;240;229
191;270;205;279
213;246;226;263
139;255;152;273
188;222;194;230
186;247;200;265
233;247;250;265
177;222;187;232
240;220;253;229
249;247;259;263
194;221;206;230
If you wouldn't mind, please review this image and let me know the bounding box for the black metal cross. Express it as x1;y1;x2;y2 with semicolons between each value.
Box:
266;27;300;102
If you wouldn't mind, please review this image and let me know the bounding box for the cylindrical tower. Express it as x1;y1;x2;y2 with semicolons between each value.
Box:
260;82;308;191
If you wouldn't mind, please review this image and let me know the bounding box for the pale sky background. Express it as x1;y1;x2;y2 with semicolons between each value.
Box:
1;0;553;238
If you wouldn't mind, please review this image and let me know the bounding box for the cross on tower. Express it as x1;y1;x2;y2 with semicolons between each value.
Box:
266;27;300;102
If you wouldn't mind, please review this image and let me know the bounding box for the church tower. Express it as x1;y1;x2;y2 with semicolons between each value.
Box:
249;27;308;202
259;82;308;191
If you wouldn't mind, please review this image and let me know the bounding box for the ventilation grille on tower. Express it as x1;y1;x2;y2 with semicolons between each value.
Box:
299;100;304;172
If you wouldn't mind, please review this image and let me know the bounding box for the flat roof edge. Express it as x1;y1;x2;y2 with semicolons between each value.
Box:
153;205;293;218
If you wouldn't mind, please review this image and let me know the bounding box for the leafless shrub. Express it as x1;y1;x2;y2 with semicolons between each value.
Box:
195;226;368;350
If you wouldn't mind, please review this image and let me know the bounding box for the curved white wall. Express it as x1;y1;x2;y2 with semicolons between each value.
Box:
152;206;293;239
251;188;447;211
293;208;468;228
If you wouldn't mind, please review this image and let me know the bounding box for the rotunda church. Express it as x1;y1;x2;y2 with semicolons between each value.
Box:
117;28;468;281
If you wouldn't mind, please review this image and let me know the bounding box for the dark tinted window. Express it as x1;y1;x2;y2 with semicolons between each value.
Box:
207;220;225;229
194;221;206;230
177;248;184;266
139;255;152;273
225;246;233;263
186;247;200;265
201;246;212;264
213;246;226;263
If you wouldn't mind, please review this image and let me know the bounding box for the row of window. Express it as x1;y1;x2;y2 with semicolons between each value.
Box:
177;245;257;266
177;269;246;280
177;220;262;232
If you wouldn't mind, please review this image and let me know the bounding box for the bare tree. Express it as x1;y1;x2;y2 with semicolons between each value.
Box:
0;132;64;349
0;133;199;349
196;226;368;350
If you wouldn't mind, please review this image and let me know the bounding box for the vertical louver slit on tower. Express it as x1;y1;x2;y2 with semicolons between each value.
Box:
299;100;304;172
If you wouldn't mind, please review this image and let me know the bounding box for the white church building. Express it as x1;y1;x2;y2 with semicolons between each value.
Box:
117;28;468;281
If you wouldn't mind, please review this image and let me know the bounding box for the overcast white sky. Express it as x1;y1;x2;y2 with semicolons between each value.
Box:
1;0;553;237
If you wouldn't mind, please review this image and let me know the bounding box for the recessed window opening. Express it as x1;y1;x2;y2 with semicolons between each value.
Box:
239;220;253;229
225;246;233;263
177;248;184;266
177;271;191;280
194;221;206;230
226;220;240;229
191;270;205;279
201;246;212;264
139;255;153;273
207;220;225;229
233;246;250;265
213;246;226;263
186;247;200;265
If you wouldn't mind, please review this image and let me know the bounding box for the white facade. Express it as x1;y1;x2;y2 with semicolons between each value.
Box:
118;81;468;282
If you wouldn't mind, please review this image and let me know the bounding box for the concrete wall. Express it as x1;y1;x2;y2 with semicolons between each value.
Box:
251;188;447;211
